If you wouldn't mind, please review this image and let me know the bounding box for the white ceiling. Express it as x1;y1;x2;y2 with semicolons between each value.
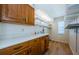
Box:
33;4;66;19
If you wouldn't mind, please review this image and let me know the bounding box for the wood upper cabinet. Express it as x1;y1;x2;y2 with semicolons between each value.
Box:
7;5;17;20
28;5;35;25
2;4;19;23
1;4;35;25
0;5;2;20
17;4;29;24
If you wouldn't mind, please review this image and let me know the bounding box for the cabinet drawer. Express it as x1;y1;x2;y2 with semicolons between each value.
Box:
13;46;31;55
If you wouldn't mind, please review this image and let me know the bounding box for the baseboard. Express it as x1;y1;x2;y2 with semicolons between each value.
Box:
50;39;68;44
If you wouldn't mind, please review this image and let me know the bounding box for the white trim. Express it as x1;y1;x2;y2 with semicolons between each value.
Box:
51;39;68;44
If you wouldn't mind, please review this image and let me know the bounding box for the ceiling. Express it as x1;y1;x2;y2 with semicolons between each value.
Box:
33;4;66;20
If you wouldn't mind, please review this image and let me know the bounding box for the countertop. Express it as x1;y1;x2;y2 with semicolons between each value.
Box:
0;33;49;49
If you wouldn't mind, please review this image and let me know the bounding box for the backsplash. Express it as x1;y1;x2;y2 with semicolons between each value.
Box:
0;22;48;39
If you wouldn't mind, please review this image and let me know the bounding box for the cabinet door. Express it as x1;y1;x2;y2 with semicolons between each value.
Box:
30;7;34;25
17;4;28;24
1;4;34;25
40;37;45;54
7;5;17;19
29;39;38;55
24;5;29;24
24;48;31;55
29;39;41;55
2;4;29;24
0;5;2;19
69;29;76;54
17;5;24;24
45;36;49;51
33;40;41;55
28;5;34;25
30;45;41;55
30;46;37;55
36;39;42;54
77;28;79;54
2;4;19;23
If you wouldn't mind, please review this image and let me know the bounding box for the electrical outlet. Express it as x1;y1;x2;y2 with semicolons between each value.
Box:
22;29;24;31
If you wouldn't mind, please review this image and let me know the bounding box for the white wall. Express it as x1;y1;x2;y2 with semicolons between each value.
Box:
52;4;66;17
0;22;48;40
34;4;66;18
50;17;68;43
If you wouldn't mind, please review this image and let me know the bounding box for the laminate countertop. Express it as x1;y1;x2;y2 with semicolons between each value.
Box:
0;33;49;49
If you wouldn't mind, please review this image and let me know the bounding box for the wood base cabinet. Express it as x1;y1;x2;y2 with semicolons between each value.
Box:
14;47;31;55
0;35;49;55
40;36;49;54
45;36;49;51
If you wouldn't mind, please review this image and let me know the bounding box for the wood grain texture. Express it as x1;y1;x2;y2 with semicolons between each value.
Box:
45;41;73;55
0;35;49;55
1;4;35;25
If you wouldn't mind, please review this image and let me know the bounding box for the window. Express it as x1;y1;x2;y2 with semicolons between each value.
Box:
58;21;64;34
